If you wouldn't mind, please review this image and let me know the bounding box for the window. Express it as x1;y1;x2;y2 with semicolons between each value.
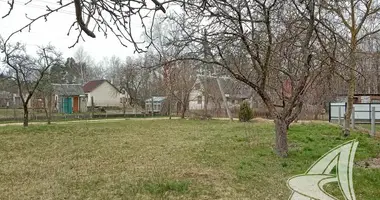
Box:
197;96;202;104
194;83;200;90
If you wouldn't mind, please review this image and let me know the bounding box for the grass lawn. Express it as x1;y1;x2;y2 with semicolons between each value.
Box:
358;123;380;131
0;120;379;199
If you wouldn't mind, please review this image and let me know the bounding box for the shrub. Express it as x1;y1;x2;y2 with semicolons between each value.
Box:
239;101;253;122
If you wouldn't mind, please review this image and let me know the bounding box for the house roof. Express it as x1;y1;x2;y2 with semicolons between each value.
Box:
52;84;85;96
83;80;121;93
198;77;251;99
337;94;380;97
145;96;166;102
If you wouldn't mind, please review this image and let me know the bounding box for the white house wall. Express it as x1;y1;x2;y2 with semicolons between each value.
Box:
188;89;220;110
189;89;203;110
86;82;123;107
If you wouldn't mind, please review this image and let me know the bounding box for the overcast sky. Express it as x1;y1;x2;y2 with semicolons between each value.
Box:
0;0;152;63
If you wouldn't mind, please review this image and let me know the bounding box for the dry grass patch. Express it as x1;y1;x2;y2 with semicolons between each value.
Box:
0;120;379;199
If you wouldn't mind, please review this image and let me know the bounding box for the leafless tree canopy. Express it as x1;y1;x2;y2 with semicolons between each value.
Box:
150;0;338;156
0;38;62;126
2;0;168;52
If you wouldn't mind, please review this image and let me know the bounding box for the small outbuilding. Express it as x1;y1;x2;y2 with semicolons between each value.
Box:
145;97;166;113
52;84;87;114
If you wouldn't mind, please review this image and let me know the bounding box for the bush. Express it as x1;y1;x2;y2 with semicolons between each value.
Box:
239;101;253;122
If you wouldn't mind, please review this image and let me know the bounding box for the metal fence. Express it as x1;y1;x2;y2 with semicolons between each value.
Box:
329;102;380;124
0;107;149;123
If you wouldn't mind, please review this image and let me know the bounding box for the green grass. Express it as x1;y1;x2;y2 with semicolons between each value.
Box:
358;123;380;130
0;120;379;199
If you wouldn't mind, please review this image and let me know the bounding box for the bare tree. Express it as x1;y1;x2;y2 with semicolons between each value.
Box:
73;47;94;84
1;40;62;127
105;56;151;114
320;0;380;136
169;60;197;118
163;0;327;157
1;0;168;52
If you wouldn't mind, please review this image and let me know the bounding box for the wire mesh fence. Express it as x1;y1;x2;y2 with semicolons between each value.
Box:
0;107;150;123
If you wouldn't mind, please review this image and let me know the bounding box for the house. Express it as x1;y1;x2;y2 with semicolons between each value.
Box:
83;80;125;108
52;84;87;114
0;90;24;108
188;76;252;111
145;97;166;113
0;91;12;108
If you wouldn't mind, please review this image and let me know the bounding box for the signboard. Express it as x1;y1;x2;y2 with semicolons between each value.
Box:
360;96;370;103
283;79;292;99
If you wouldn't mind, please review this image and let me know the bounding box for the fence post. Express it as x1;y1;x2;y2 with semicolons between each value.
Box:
13;104;16;120
91;96;94;119
351;107;355;129
338;106;342;125
371;107;376;137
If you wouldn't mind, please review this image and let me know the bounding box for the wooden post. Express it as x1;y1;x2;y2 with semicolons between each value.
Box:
338;106;342;125
216;76;233;121
13;104;16;120
122;97;126;117
351;107;355;129
371;107;376;137
91;96;94;119
151;96;154;117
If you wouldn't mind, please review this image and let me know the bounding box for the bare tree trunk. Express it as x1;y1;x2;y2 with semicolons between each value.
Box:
176;102;180;116
168;95;172;119
123;99;126;117
181;101;187;119
377;56;380;93
47;94;52;124
344;31;357;137
181;105;186;119
91;96;94;118
274;118;288;157
204;93;208;116
23;104;29;127
13;104;16;120
43;96;51;125
181;95;189;119
151;96;154;117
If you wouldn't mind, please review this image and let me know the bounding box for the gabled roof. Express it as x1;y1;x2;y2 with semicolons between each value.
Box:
83;80;121;93
145;96;166;102
52;84;85;96
197;76;251;99
337;93;380;97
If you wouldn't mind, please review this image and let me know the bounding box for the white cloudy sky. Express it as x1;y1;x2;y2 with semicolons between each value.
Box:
0;0;157;62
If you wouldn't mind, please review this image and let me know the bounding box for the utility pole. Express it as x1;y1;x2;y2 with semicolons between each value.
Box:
203;29;233;121
150;70;154;117
214;67;233;121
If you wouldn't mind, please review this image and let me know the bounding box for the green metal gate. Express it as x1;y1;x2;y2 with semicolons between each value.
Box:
62;97;73;114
